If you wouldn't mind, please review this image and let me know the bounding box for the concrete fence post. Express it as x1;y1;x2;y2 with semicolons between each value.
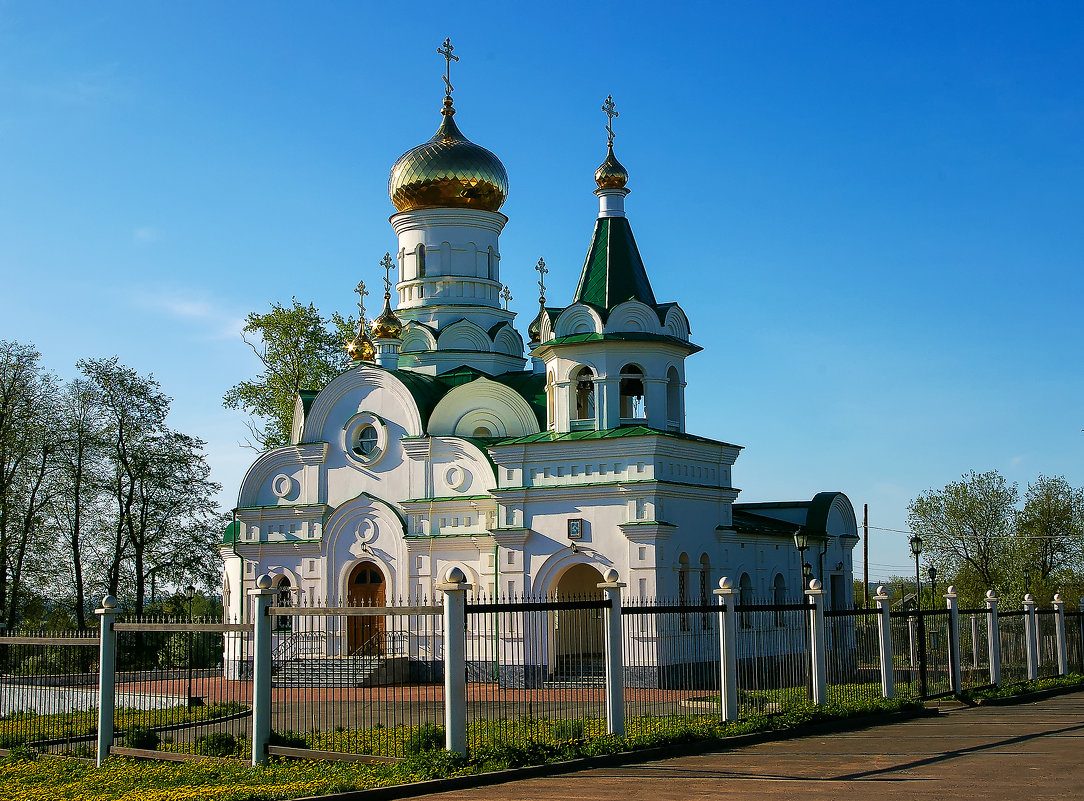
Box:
597;569;626;737
1023;593;1039;681
713;577;739;721
1053;593;1068;677
95;595;118;767
985;590;1001;687
436;567;471;755
806;579;828;705
250;574;275;766
945;586;962;695
875;586;894;699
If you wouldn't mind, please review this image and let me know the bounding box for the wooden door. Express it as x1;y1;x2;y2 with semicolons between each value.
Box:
347;562;386;655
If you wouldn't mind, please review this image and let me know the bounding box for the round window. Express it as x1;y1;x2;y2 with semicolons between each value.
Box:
353;425;379;457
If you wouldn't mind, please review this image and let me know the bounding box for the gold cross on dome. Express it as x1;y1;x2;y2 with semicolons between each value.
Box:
500;284;513;310
379;252;397;295
354;280;369;321
535;257;548;304
438;37;459;97
602;95;618;147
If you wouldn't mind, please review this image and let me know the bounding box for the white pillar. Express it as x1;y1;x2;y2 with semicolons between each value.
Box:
945;586;962;695
597;569;626;737
875;586;894;699
1023;593;1039;681
95;595;119;767
985;590;1001;687
1053;593;1068;677
437;567;471;755
806;579;828;705
713;577;738;721
250;574;275;766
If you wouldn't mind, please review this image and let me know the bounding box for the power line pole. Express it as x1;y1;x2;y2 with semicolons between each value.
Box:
863;503;870;607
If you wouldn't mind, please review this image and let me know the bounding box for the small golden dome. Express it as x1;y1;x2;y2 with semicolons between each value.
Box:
595;144;628;190
348;332;376;363
389;98;509;213
370;294;403;340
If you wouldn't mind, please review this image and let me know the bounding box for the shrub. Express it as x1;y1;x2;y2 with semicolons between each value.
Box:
553;718;585;741
268;729;307;748
195;731;239;757
3;743;37;761
404;723;445;755
124;726;160;750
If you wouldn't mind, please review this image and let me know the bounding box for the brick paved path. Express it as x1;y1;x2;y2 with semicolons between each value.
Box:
413;693;1084;801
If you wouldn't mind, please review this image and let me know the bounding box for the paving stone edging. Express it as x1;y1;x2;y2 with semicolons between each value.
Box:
288;707;936;801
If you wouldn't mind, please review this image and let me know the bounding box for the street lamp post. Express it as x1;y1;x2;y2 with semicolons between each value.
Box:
909;535;927;697
1022;568;1031;597
794;529;814;699
185;585;196;710
928;566;938;605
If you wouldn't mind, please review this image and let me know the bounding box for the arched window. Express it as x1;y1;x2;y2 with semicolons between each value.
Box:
699;554;711;629
666;367;682;432
773;573;787;626
739;572;753;628
417;244;426;278
274;576;293;633
678;553;690;631
619;364;645;421
572;366;595;427
487;247;496;280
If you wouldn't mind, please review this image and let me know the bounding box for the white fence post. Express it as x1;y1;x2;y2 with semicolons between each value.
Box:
95;595;118;767
806;579;828;705
1023;593;1039;681
874;586;894;699
1053;593;1068;677
597;568;626;737
437;567;471;755
250;574;275;766
985;590;1001;687
713;577;738;721
945;586;962;695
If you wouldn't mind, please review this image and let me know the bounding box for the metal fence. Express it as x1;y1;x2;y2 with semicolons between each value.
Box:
734;603;810;717
109;618;253;760
825;609;882;705
0;629;100;757
999;611;1029;685
1035;610;1060;679
1066;611;1084;674
957;609;992;692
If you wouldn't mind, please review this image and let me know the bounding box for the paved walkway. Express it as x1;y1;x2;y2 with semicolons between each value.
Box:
416;693;1084;801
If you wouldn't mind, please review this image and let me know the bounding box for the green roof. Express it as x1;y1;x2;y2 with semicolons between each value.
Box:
489;425;742;450
574;217;658;312
221;520;241;544
542;331;701;354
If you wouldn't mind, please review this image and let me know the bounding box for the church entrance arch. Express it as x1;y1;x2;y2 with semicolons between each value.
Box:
551;563;605;679
346;561;386;655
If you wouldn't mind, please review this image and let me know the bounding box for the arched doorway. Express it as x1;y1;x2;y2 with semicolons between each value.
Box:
346;561;386;655
552;563;605;680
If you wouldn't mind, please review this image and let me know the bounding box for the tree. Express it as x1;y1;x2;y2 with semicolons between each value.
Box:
1015;474;1084;595
222;298;356;450
907;470;1018;598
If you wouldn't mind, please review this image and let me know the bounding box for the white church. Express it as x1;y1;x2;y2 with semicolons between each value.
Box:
220;45;859;658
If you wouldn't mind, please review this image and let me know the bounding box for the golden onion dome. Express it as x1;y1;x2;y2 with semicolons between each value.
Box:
347;331;376;363
370;294;403;340
389;98;509;213
527;310;544;345
594;144;629;190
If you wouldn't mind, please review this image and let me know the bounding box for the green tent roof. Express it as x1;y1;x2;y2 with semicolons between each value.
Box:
573;217;658;312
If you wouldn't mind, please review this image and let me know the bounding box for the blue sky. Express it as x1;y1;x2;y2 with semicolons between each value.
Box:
1;1;1081;581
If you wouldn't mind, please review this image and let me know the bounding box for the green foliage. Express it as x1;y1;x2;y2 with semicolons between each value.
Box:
157;633;191;669
194;731;239;757
403;723;445;755
222;298;357;450
268;729;307;748
960;673;1084;702
123;726;160;750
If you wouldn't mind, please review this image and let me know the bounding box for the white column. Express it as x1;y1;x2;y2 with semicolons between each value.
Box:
1053;593;1068;677
806;579;828;705
1023;593;1039;681
985;590;1001;687
597;569;626;737
713;577;739;721
945;586;962;695
875;586;894;699
95;595;119;767
250;574;275;766
437;567;471;755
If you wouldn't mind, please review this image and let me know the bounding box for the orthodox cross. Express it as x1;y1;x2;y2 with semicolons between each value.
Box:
438;37;459;97
500;285;513;310
535;257;548;304
354;280;369;322
379;252;397;295
602;95;618;147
